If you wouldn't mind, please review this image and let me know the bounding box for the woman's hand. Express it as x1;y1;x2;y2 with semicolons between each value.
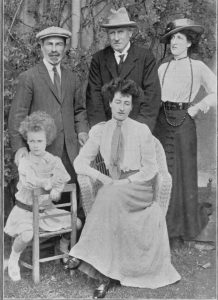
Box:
188;102;210;118
97;173;113;185
188;105;201;118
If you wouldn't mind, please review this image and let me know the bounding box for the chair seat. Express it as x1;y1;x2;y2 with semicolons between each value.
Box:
20;183;77;283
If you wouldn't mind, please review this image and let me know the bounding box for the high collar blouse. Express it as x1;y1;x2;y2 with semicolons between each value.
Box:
158;58;216;106
74;118;158;183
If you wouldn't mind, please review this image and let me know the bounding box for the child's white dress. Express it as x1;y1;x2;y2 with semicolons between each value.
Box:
4;151;71;236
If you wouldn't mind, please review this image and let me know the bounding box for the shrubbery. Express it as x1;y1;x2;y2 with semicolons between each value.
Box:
4;0;216;191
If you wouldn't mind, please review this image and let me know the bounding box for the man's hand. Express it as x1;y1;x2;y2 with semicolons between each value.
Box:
15;147;28;166
78;132;89;146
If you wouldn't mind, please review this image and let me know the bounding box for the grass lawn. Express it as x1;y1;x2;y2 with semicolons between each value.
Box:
3;190;216;299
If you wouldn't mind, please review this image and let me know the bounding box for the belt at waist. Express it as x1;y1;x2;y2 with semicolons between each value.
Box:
15;200;45;213
162;101;190;110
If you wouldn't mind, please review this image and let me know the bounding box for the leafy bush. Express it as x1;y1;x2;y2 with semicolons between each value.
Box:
4;0;216;189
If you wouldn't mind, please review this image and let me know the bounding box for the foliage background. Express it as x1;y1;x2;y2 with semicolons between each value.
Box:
4;0;216;211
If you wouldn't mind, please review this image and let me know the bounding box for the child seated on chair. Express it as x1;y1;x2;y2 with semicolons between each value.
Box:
4;111;82;281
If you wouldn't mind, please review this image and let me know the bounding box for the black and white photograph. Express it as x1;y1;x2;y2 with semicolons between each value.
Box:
2;0;217;299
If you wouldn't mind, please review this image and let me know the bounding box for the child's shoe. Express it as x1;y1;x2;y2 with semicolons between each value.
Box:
8;258;21;281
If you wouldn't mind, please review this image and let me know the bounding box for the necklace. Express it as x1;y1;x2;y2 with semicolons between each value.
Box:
162;57;193;127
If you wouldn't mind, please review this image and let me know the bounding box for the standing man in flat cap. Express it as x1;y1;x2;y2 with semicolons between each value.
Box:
86;7;161;132
9;26;88;178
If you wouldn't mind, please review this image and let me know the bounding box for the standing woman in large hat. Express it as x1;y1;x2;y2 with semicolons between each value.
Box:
154;19;216;248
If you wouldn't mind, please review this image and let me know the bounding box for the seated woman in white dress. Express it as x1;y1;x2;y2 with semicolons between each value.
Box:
66;78;181;298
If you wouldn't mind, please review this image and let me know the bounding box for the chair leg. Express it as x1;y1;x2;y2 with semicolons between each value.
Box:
54;240;61;265
33;191;40;284
32;234;40;284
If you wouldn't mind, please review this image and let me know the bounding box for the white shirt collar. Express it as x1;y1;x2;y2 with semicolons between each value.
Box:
114;42;131;63
43;58;61;79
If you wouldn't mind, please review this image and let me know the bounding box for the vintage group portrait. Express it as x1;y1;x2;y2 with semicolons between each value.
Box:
1;0;217;299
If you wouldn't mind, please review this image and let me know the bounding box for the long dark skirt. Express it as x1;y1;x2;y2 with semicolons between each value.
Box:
154;107;208;240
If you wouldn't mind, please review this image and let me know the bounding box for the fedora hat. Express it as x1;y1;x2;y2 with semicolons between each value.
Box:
36;26;72;40
101;7;137;29
160;18;204;43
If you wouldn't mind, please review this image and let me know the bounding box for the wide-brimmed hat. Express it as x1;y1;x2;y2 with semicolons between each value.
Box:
36;26;72;40
101;7;137;29
160;18;204;43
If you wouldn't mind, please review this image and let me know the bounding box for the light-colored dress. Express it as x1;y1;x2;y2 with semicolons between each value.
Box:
154;58;216;239
70;118;181;289
4;151;71;236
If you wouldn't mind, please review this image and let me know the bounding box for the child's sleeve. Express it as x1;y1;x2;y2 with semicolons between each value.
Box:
18;157;52;189
51;157;71;193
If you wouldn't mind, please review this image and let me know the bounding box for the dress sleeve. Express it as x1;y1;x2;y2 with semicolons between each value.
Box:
74;123;105;180
18;158;49;189
128;126;158;183
198;61;216;108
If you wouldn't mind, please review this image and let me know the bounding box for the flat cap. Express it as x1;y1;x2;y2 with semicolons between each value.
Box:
36;26;72;40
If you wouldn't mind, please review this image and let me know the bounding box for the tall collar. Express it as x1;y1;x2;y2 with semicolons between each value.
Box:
110;117;129;127
173;56;188;61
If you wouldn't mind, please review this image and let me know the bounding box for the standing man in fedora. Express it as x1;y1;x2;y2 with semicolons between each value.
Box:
8;26;89;180
86;7;161;132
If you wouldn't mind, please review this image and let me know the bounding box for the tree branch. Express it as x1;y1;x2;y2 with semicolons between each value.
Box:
6;0;25;44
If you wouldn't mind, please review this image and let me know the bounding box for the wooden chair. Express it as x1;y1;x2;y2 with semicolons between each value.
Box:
77;137;172;217
20;183;77;284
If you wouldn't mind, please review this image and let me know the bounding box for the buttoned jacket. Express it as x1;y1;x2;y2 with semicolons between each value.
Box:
8;61;88;164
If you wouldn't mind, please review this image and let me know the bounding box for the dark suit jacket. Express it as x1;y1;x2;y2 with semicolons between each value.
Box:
8;61;89;166
86;44;161;132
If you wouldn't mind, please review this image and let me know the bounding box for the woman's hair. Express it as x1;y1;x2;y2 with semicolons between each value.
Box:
101;78;140;103
19;111;57;145
170;29;201;54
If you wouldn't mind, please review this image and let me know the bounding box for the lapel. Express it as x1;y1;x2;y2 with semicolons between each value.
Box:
119;44;138;78
60;65;68;103
38;61;62;104
104;45;138;79
105;47;119;78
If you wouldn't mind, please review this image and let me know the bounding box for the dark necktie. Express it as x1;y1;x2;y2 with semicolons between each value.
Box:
117;54;125;75
109;121;124;179
53;66;61;100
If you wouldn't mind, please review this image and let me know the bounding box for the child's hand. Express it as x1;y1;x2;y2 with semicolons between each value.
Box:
50;189;61;202
43;179;52;191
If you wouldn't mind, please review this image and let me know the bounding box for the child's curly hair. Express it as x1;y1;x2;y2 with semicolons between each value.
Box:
19;111;57;145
